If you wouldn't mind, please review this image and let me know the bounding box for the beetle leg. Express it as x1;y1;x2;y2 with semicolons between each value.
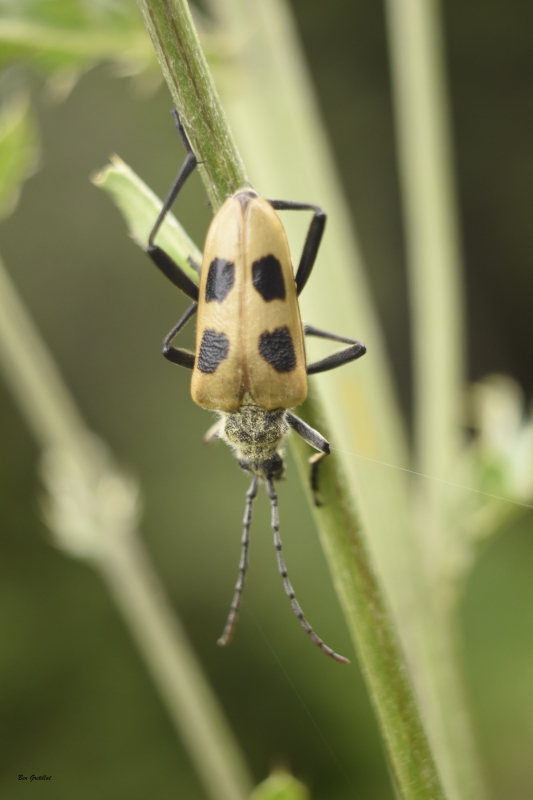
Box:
304;324;366;375
187;255;201;275
267;199;326;295
203;419;223;445
286;411;329;506
162;302;197;369
148;110;200;302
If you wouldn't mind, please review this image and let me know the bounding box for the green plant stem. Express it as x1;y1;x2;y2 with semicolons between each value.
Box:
293;398;445;799
0;254;253;800
384;0;465;566
97;531;252;800
136;0;247;209
136;1;447;797
0;252;92;467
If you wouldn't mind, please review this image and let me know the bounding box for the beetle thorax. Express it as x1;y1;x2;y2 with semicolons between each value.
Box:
221;406;290;479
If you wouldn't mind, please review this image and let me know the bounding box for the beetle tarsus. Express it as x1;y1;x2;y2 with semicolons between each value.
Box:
162;302;198;369
286;412;330;503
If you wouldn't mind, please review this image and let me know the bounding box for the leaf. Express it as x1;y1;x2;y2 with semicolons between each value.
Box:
91;155;201;285
0;0;156;93
249;770;309;800
0;88;38;219
466;376;533;537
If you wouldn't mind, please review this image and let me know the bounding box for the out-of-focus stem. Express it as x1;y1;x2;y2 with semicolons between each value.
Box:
384;0;465;556
97;532;253;800
0;253;92;467
384;1;486;797
0;255;252;800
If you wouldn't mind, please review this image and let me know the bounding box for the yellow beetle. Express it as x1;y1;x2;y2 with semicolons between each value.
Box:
147;111;366;663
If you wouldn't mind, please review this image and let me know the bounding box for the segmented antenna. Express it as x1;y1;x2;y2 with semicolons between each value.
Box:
217;476;259;646
266;478;350;664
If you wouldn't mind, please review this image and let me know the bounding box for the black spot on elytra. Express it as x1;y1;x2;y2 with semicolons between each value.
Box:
252;255;286;301
205;258;235;302
259;327;296;372
197;329;230;373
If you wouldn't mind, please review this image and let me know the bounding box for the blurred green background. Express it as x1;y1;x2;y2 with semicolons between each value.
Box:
0;0;532;798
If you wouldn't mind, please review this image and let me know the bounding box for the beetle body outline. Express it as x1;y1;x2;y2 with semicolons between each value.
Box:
192;191;307;412
147;111;366;663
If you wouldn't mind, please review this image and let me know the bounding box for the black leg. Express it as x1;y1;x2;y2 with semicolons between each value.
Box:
267;199;326;296
286;412;330;506
304;323;366;375
162;302;197;369
147;110;200;302
187;255;201;275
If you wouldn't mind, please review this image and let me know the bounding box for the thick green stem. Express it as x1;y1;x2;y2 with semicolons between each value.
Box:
136;0;247;208
294;399;445;799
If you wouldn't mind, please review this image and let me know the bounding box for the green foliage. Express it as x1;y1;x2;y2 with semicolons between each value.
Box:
92;155;201;284
0;0;156;95
249;770;309;800
453;376;533;561
0;87;37;218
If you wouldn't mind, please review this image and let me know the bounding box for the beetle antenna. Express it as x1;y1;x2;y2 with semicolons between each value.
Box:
265;478;350;664
218;476;259;647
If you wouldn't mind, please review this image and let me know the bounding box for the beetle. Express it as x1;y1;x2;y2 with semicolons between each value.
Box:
147;111;366;663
